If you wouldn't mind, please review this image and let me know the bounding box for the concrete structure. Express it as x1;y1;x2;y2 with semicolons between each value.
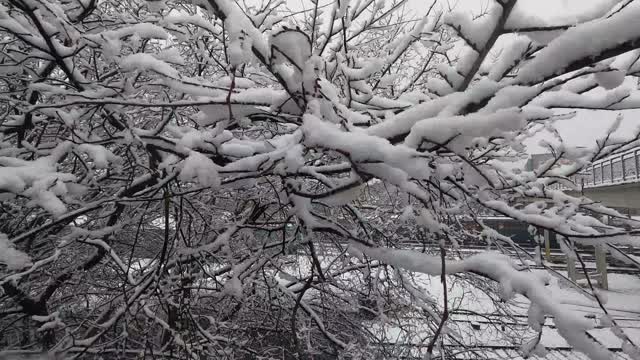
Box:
566;182;640;210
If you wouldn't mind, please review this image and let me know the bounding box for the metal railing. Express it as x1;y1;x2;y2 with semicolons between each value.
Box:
551;147;640;190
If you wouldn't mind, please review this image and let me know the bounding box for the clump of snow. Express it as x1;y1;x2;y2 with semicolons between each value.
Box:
32;311;65;332
593;289;608;305
282;144;304;173
213;76;255;89
226;15;254;68
488;36;531;81
289;193;317;229
224;275;243;299
404;109;526;153
482;85;539;112
322;180;362;206
365;95;450;139
383;13;436;73
179;151;221;188
532;85;631;109
622;340;640;359
377;73;399;88
270;29;311;70
119;53;179;77
340;57;384;81
515;3;640;84
156;47;185;66
146;0;166;13
594;69;626;90
77;144;120;169
220;141;255;158
507;0;622;32
0;142;75;215
416;209;445;234
302;113;430;180
527;303;545;331
427;78;454;96
399;206;414;222
437;64;464;89
0;233;32;270
444;3;502;50
524;29;563;45
100;23;168;41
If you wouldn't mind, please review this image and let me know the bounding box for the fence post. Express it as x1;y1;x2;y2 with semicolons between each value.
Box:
567;256;577;282
544;229;551;262
595;245;608;290
596;215;610;290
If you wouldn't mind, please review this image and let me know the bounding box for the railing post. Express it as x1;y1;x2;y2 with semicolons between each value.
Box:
633;149;638;179
592;165;596;185
610;158;614;182
622;154;626;181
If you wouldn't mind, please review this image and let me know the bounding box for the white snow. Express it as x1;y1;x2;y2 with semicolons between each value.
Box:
179;151;221;188
302;113;430;180
270;29;311;70
213;0;271;64
119;53;179;78
77;144;120;169
226;17;253;68
0;233;32;270
95;23;169;41
594;69;627;90
488;36;531;81
515;2;640;84
404;109;526;153
506;0;624;31
0;142;75;215
444;3;502;50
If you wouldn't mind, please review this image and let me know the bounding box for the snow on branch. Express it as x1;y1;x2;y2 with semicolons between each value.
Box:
515;2;640;85
3;0;640;358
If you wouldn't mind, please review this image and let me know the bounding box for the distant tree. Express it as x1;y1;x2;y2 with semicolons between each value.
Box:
1;0;640;359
